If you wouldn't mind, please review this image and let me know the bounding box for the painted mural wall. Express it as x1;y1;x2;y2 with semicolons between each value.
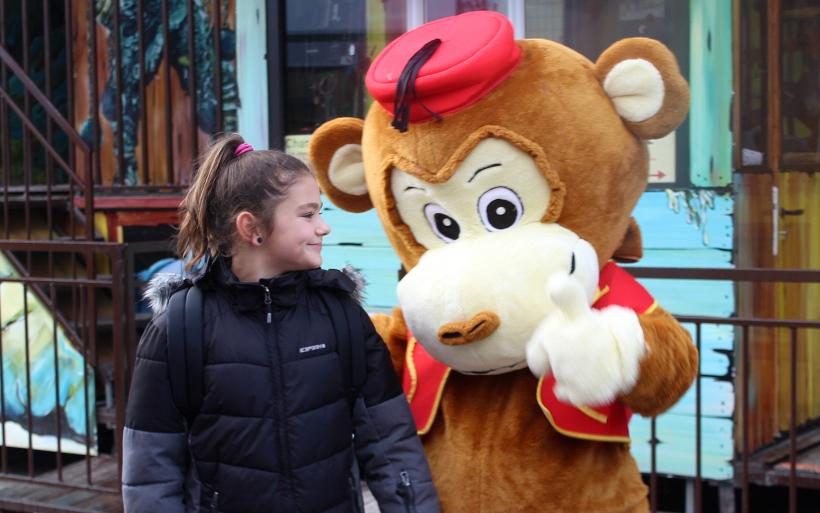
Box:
71;0;238;185
0;255;96;455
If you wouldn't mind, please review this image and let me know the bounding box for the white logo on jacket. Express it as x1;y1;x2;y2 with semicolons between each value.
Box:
299;343;327;354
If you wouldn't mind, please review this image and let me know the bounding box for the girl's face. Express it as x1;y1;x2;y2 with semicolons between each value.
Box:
263;175;331;273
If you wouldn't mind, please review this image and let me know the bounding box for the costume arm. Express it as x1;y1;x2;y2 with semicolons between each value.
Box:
621;306;698;416
370;307;409;376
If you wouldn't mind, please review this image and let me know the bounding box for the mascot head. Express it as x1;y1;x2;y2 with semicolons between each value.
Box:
309;11;689;375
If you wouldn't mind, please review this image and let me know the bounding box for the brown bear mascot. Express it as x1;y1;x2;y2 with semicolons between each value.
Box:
309;11;698;513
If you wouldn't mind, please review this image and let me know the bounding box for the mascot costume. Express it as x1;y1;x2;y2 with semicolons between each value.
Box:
309;11;698;513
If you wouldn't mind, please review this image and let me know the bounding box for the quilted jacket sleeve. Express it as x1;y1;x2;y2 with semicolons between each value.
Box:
351;304;441;513
122;314;189;513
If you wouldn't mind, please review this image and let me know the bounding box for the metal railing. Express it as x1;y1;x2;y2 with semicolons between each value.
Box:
0;240;133;499
0;7;95;243
628;265;820;513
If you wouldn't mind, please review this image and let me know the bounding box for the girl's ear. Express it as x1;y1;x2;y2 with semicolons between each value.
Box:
308;117;373;213
595;38;690;140
234;211;260;245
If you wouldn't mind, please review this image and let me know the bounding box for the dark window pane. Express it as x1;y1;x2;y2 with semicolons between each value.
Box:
782;0;820;167
283;1;406;159
740;0;768;166
424;0;509;21
285;0;367;135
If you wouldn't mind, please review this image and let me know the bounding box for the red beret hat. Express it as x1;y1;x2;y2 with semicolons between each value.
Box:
365;11;521;131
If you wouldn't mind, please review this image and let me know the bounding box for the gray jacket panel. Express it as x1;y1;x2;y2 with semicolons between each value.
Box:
122;427;187;513
354;394;441;513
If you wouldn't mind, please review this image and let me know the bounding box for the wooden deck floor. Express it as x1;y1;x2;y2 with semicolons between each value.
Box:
0;456;122;513
744;425;820;489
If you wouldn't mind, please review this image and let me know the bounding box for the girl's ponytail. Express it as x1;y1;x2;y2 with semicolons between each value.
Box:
177;133;244;270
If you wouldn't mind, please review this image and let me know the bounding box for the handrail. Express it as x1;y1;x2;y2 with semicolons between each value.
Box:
0;88;83;183
1;38;95;241
0;45;89;153
626;266;820;283
676;315;820;329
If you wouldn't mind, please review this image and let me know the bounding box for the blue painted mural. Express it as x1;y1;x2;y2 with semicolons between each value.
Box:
0;255;96;455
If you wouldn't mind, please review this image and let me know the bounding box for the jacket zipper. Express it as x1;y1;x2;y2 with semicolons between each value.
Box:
262;284;299;509
263;286;272;324
210;490;219;513
397;471;418;513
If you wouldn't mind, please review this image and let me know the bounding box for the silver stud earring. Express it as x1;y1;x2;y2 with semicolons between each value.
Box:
255;236;263;245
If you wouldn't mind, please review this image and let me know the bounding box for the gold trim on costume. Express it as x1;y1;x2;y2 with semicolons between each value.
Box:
418;367;452;435
593;285;610;304
579;406;608;424
535;378;630;444
643;301;659;315
405;337;418;403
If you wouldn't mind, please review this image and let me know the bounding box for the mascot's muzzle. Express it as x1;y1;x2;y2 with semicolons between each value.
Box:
437;311;500;345
397;222;600;374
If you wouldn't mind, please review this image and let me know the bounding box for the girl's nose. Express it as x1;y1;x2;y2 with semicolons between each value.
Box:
317;218;331;236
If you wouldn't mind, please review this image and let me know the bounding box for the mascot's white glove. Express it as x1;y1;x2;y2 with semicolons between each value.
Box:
525;274;647;407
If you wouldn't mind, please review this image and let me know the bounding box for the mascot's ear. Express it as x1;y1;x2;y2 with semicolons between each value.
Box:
308;117;373;213
595;38;690;140
612;217;643;263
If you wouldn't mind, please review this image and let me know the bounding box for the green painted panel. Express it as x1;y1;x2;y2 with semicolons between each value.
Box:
689;0;733;187
322;204;394;248
322;244;400;313
681;323;733;377
631;414;733;480
641;278;733;317
639;248;732;268
665;376;733;418
634;191;733;250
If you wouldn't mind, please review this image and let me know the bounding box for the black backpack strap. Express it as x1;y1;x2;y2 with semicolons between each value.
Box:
166;286;205;426
318;289;367;406
341;296;366;393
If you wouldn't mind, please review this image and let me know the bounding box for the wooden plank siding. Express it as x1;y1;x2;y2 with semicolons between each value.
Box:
775;172;820;430
735;171;820;453
735;172;778;453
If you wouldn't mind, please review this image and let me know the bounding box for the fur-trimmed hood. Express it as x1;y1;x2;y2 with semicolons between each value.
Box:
143;261;366;315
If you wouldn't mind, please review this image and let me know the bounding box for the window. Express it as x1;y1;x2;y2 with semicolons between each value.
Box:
781;0;819;168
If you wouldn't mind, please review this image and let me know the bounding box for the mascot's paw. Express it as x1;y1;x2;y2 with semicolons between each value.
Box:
526;275;647;406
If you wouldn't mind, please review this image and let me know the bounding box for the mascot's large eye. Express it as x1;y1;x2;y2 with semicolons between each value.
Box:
424;203;460;243
477;187;523;231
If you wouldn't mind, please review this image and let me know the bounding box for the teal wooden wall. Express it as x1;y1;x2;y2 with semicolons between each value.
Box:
628;192;734;480
322;206;401;313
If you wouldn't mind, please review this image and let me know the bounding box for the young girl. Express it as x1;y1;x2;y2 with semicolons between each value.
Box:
122;134;440;513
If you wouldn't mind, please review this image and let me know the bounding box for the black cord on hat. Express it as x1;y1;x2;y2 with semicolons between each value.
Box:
392;39;444;133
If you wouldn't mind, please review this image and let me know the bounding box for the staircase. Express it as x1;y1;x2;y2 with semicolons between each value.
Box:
0;4;131;512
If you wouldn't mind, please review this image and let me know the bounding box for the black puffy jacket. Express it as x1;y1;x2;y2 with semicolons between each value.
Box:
122;258;439;513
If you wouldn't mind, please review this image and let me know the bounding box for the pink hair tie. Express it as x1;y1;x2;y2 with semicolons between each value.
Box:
235;142;254;156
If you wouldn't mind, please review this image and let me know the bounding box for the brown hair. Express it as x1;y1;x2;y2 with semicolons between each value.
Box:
177;133;313;270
